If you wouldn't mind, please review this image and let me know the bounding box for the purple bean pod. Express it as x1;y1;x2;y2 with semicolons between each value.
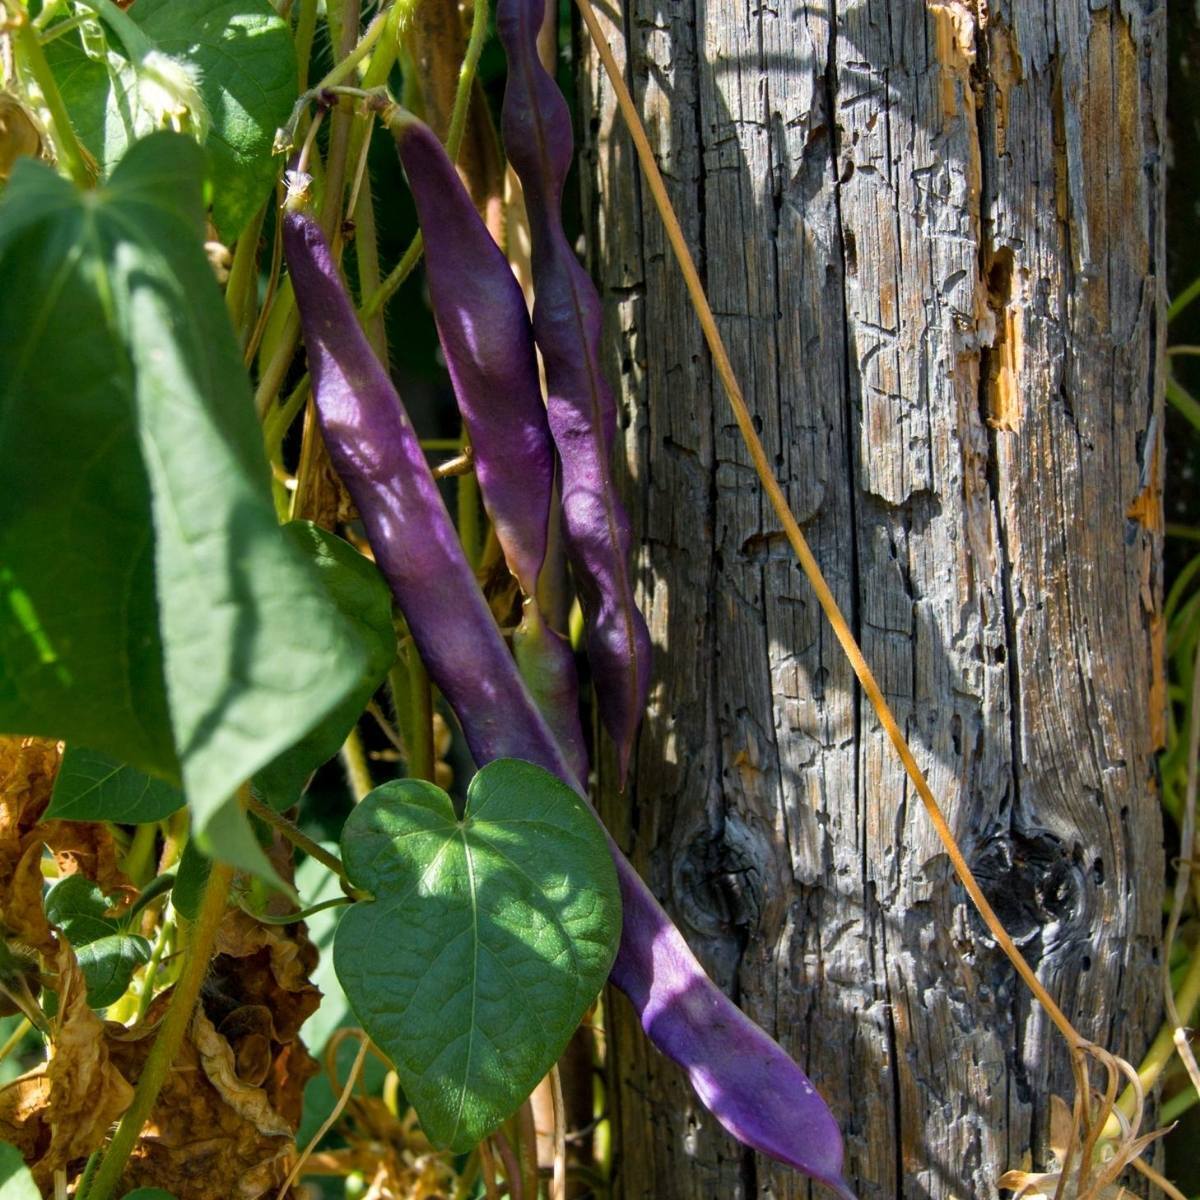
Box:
387;106;552;600
386;109;589;781
497;0;652;782
283;207;855;1199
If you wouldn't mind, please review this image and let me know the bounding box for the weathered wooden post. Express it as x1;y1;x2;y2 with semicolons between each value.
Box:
580;1;1167;1194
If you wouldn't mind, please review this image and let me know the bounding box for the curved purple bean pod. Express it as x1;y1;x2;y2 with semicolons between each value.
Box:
497;0;652;783
282;206;855;1200
387;106;552;600
384;107;589;783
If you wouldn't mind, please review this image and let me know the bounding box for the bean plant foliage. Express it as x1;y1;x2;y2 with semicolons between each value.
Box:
0;1;858;1199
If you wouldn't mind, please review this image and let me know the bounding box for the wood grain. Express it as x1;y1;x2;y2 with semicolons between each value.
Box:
579;1;1167;1195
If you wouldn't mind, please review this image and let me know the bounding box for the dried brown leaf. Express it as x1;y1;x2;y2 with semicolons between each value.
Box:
193;1008;292;1139
108;1002;296;1200
0;736;60;835
207;908;321;1129
42;818;135;902
0;945;133;1188
5;839;55;954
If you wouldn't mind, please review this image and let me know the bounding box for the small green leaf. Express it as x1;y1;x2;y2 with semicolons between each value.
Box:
121;1190;179;1200
76;934;152;1008
0;1143;38;1200
44;875;119;944
46;745;184;824
47;0;297;237
44;877;151;1007
255;523;396;810
171;836;211;923
334;759;621;1152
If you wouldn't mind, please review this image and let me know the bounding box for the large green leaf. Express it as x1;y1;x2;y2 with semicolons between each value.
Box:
46;0;297;237
0;135;375;879
46;744;184;824
334;759;621;1152
0;143;175;777
0;1143;37;1200
42;526;393;824
254;523;396;809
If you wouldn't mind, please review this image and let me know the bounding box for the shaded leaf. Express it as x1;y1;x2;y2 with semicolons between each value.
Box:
171;837;211;924
46;0;297;236
254;523;396;810
0;1142;37;1200
45;876;150;1008
44;875;119;946
0;164;176;779
46;745;183;824
334;758;620;1152
75;934;152;1008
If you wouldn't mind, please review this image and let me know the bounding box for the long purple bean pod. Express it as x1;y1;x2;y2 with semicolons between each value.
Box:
384;106;588;783
497;0;652;782
282;205;855;1200
387;106;551;599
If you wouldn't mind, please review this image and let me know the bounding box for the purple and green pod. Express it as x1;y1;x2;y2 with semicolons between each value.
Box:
283;206;855;1199
497;0;652;782
385;107;589;785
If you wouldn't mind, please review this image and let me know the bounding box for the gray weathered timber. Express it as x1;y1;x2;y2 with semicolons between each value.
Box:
579;1;1166;1196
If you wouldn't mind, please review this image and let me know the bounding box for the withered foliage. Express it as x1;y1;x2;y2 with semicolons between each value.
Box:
0;736;327;1199
101;899;322;1198
304;1087;457;1200
0;946;134;1188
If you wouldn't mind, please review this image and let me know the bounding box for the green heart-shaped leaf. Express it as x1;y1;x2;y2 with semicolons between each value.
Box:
75;934;152;1008
334;759;620;1152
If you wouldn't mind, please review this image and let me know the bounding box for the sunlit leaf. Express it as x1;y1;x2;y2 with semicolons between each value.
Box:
334;759;620;1151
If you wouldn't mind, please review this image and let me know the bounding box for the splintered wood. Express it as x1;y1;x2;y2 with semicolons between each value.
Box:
580;0;1166;1195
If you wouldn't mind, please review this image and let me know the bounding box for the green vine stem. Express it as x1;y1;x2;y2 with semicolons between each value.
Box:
238;893;352;926
456;430;481;567
225;201;269;347
361;0;491;320
294;0;319;90
133;912;174;1023
9;4;92;186
83;860;236;1200
339;724;374;801
319;0;361;239
242;791;367;897
406;638;435;782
